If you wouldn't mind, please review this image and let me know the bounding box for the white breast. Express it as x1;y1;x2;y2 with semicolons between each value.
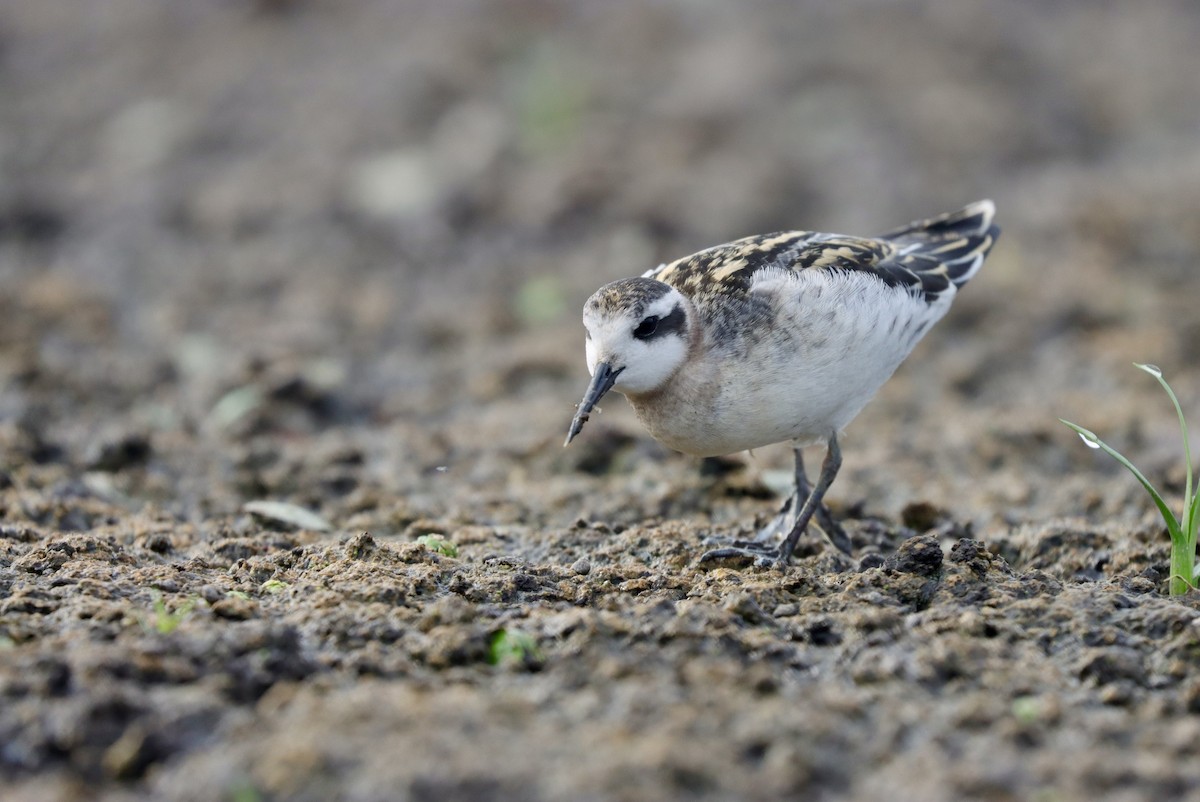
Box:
628;270;954;456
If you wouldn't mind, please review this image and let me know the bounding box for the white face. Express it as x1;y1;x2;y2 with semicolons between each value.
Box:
583;288;690;395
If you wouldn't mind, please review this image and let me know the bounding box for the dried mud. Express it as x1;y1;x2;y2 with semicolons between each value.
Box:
4;2;1200;801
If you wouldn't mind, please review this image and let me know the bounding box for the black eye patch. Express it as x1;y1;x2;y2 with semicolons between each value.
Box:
633;303;685;341
633;316;659;340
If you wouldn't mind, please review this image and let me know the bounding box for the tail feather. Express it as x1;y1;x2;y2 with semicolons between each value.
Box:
881;200;999;288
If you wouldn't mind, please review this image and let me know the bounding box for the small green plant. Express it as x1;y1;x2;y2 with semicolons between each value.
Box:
228;779;264;802
145;593;197;634
1061;363;1199;596
488;629;542;666
1011;695;1049;726
416;534;458;558
259;579;290;595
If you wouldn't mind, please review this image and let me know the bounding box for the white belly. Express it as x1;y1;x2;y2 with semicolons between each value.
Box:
628;277;953;456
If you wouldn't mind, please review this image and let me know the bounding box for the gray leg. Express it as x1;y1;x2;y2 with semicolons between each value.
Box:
799;446;853;556
699;437;851;568
777;435;849;563
752;446;851;554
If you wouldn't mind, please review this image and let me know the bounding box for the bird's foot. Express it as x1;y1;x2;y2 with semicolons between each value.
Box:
751;510;791;545
752;507;854;557
697;540;781;569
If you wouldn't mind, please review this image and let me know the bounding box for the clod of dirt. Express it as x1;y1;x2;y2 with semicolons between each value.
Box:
1078;646;1147;686
210;596;258;621
885;535;944;576
900;501;945;532
84;433;151;473
723;592;771;625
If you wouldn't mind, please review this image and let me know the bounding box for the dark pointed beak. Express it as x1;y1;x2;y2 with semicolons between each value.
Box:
564;362;624;446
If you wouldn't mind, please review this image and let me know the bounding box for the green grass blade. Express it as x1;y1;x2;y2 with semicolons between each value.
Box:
1059;419;1182;540
1137;364;1193;518
1170;535;1196;596
1189;489;1200;549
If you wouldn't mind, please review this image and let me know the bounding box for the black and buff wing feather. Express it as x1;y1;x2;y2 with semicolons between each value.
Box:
646;200;999;306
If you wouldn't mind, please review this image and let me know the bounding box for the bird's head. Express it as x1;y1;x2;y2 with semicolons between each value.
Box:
564;277;692;445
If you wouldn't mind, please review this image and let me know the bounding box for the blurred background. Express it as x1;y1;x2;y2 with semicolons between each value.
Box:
3;0;1200;537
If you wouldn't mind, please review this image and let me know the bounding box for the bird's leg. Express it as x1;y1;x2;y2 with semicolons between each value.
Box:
777;434;850;563
749;446;847;549
700;438;852;568
798;445;853;556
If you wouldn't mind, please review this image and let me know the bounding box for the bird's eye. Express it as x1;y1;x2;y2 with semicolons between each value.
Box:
633;316;659;340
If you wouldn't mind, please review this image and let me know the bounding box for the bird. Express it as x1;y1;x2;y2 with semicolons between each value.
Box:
564;200;1000;565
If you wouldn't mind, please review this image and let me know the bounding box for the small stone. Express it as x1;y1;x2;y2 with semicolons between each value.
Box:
858;553;886;571
102;725;156;780
344;532;378;560
948;538;983;564
243;500;332;533
211;596;258;620
570;557;591;576
886;535;944;577
724;592;770;625
900;501;943;531
1099;681;1137;707
144;534;172;554
86;433;151;472
1078;646;1145;686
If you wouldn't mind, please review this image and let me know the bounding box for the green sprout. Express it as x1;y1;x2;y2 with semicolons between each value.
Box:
1061;363;1199;596
487;629;543;666
145;593;197;634
228;780;264;802
1011;695;1048;726
415;534;458;558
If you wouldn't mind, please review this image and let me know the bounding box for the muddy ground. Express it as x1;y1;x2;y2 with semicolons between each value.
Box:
4;2;1200;800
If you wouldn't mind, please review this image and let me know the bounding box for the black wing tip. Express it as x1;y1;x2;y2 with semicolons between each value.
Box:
950;200;1001;247
881;200;1000;290
955;199;996;234
883;199;997;239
